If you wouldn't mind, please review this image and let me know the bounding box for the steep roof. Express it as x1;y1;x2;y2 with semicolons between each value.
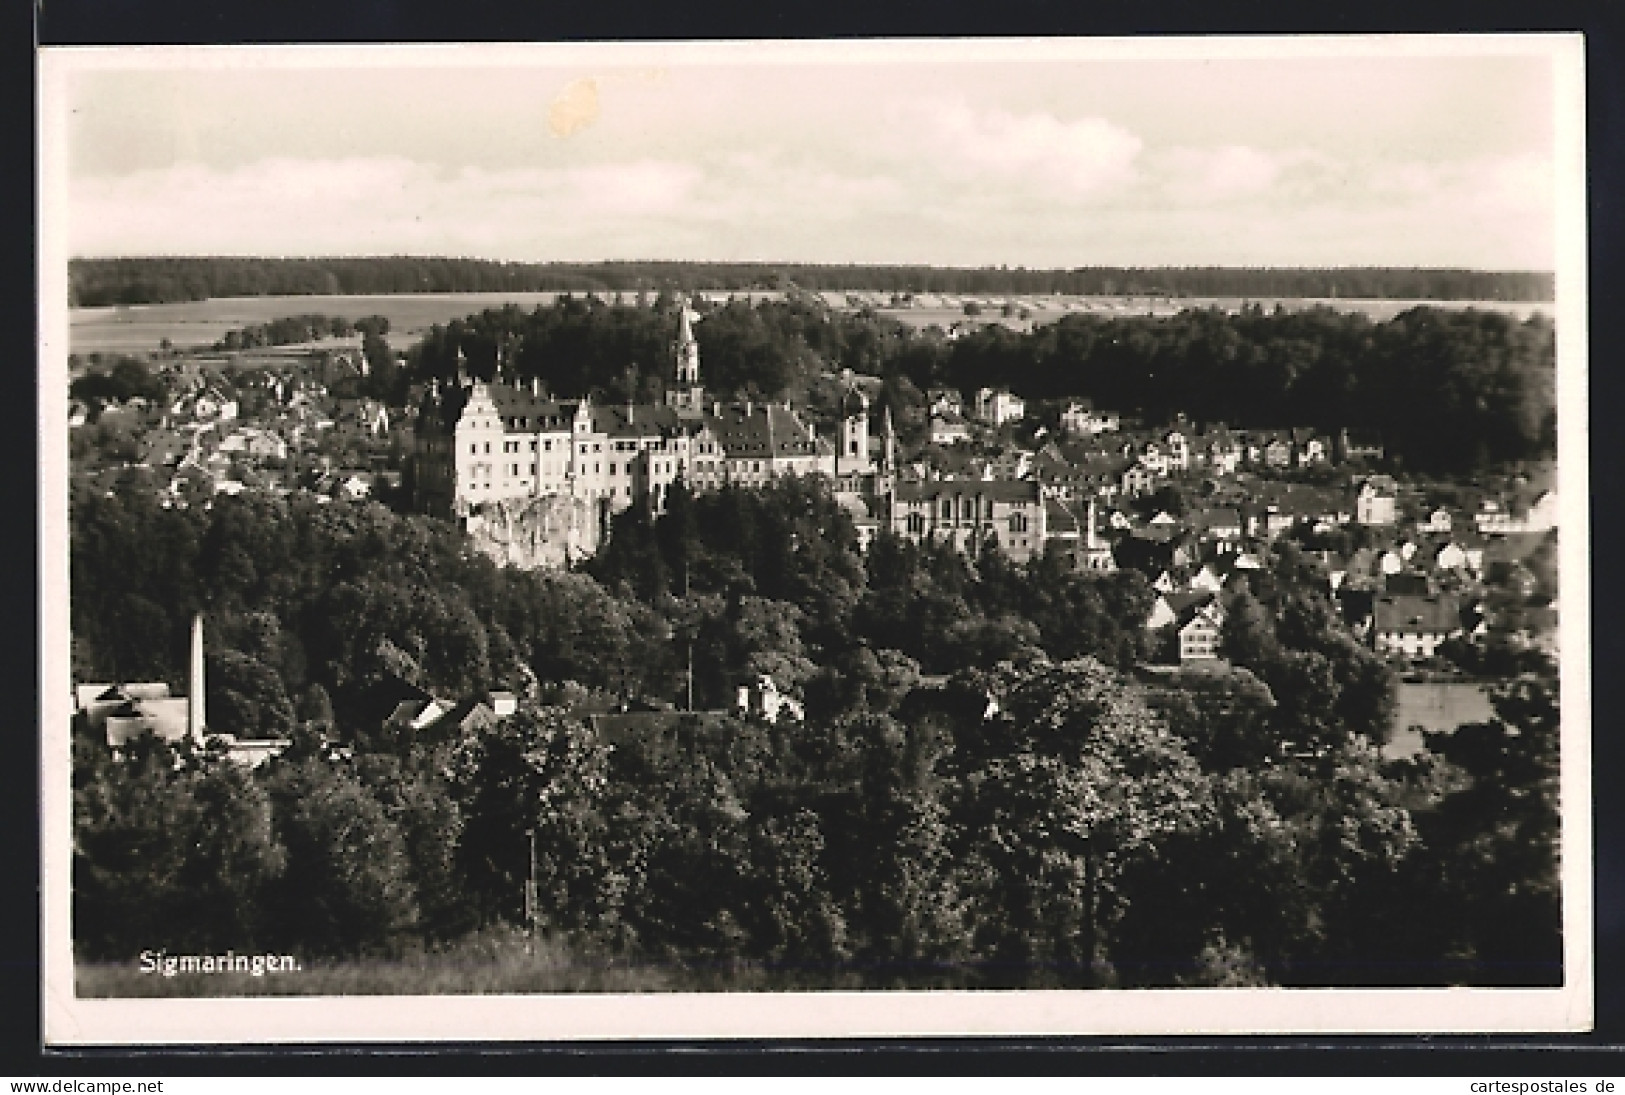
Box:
1383;572;1432;597
481;384;578;431
704;403;822;460
1373;594;1461;635
1044;499;1081;535
590;402;689;439
894;479;1041;504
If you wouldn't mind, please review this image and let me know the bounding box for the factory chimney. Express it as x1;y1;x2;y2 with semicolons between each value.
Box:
188;613;207;748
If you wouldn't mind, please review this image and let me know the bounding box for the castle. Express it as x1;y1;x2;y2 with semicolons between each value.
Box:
413;307;849;521
413;306;1048;563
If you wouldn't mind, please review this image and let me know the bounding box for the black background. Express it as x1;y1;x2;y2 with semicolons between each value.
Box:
10;0;1623;1075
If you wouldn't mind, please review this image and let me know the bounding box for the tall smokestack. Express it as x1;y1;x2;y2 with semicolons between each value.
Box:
189;613;206;747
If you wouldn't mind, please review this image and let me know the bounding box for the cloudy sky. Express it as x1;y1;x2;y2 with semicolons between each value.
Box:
53;39;1567;270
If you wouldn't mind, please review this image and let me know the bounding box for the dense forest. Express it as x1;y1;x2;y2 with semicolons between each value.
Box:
409;295;1556;475
71;477;1561;989
68;256;1553;308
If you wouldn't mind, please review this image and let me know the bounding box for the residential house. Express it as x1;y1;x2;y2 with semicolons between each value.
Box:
1475;490;1559;535
1431;537;1484;575
1190;507;1244;547
1336;428;1385;464
1290;428;1329;468
1194;429;1244;475
929;413;972;446
1417;507;1454;535
1121;463;1157;497
1384;572;1433;598
335;397;390;438
1059;400;1120;436
1355;475;1399;526
926;387;964;419
736;673;804;723
1162;429;1191;472
1258;435;1293;469
1176;596;1226;662
1372;594;1463;660
193;389;239;422
973;387;1026;427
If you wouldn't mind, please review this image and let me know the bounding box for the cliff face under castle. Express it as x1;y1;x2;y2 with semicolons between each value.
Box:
463;495;604;570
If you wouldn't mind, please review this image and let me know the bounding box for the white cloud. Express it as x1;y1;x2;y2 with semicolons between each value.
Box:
898;98;1143;198
66;140;1555;270
1155;144;1300;203
69;156;708;259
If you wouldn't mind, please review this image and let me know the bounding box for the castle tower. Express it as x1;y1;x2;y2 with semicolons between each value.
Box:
188;613;206;747
666;308;704;414
674;307;701;385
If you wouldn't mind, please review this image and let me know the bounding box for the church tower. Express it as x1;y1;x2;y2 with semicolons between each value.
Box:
837;384;871;477
666;307;704;415
874;404;898;497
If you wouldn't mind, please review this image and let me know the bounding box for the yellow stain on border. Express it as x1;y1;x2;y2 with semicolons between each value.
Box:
548;78;600;138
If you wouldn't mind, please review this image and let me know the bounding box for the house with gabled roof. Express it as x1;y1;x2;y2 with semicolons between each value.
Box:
1372;593;1463;660
929;412;972;446
1355;475;1399;526
1176;597;1226;662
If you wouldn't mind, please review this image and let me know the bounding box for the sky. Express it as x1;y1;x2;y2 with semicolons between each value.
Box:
52;40;1569;270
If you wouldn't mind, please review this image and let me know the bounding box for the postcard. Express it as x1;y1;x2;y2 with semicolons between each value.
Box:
38;34;1591;1043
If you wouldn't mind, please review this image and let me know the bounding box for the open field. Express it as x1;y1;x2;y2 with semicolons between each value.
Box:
69;290;1556;358
1383;681;1499;760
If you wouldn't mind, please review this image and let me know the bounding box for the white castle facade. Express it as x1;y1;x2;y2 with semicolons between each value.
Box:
413;308;855;521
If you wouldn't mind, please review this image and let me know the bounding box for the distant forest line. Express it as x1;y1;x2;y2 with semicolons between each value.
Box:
69;257;1555;308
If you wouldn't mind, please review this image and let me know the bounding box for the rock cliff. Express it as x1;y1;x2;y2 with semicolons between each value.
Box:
464;494;603;570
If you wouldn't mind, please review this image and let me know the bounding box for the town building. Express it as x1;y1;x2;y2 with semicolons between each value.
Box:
1355;475;1400;526
412;309;841;521
887;478;1046;562
973;387;1026;427
1372;593;1463;660
75;615;289;767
